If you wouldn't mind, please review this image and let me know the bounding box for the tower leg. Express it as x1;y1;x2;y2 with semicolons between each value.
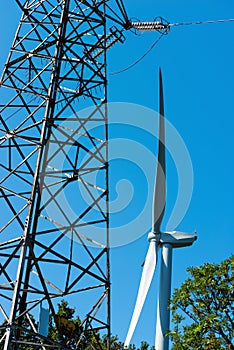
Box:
155;244;172;350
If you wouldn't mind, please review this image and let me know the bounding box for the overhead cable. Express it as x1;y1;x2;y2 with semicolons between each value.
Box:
109;17;234;75
109;33;165;75
169;18;234;27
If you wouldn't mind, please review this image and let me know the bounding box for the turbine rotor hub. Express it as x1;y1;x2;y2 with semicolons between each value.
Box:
148;231;161;243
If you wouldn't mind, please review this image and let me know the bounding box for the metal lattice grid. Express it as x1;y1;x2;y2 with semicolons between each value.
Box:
0;0;128;349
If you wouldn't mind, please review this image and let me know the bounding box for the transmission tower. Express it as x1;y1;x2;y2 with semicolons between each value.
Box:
0;1;129;349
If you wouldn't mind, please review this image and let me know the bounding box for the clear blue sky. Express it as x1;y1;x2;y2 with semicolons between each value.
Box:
0;1;234;348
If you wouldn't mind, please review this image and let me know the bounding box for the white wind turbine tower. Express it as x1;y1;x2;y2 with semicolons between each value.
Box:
124;69;197;350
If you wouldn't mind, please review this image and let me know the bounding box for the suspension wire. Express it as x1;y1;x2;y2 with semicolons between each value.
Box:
109;32;165;75
169;18;234;27
109;17;234;75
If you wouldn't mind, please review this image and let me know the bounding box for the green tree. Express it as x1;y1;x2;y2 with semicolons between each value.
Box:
48;299;83;348
0;299;151;349
168;255;234;349
49;301;152;350
0;314;37;350
48;300;122;349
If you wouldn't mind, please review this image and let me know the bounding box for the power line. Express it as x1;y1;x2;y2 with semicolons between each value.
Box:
109;17;234;75
109;32;165;75
169;18;234;27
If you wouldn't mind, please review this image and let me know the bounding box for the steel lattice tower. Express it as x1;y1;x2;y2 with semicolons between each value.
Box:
0;1;129;349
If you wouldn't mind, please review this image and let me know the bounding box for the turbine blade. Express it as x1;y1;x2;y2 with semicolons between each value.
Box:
152;68;166;233
124;242;158;348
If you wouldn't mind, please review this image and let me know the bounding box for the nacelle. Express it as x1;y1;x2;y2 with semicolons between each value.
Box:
160;231;197;248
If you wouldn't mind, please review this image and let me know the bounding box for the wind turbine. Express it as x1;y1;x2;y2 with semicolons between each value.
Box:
124;69;197;350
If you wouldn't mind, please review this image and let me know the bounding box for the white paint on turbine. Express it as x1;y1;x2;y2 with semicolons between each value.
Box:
124;241;158;348
124;68;197;350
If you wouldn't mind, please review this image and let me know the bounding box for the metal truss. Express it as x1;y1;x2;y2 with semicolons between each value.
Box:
0;1;128;349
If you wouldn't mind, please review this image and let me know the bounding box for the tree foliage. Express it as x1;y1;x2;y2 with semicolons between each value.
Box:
49;300;150;350
3;255;234;349
0;298;151;349
48;300;84;348
169;255;234;349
